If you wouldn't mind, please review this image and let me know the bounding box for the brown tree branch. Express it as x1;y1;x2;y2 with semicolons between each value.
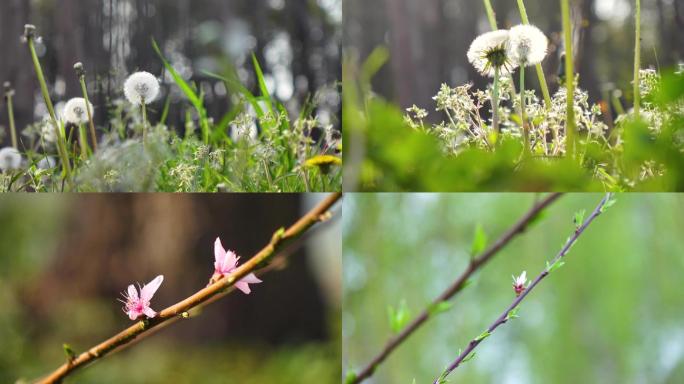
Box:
347;193;563;384
434;193;613;383
35;192;342;384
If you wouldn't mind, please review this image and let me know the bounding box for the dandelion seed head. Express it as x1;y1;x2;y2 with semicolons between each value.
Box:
124;71;160;105
0;147;22;172
40;117;58;143
507;25;548;67
37;156;56;170
467;30;516;77
63;97;93;125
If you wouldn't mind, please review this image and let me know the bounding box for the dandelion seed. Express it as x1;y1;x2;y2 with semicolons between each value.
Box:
123;71;160;105
467;30;516;77
63;97;94;125
120;275;164;320
506;25;548;67
0;147;22;172
212;237;262;294
512;271;527;297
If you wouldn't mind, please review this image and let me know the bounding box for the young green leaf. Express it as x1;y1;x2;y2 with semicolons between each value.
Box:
546;259;566;273
428;301;453;317
471;223;488;256
474;330;492;342
506;306;520;320
573;209;585;230
461;351;477;363
387;300;410;333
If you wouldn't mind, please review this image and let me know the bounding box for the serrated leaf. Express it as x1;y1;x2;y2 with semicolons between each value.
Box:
428;301;453;316
471;223;488;256
475;330;492;342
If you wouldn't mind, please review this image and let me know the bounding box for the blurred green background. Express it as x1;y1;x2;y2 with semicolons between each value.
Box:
0;194;341;383
343;193;684;383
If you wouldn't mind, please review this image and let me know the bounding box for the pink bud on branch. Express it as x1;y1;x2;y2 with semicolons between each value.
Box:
512;271;527;297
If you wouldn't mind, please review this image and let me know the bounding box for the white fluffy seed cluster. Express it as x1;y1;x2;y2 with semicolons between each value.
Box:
123;71;160;105
467;24;548;76
507;25;548;67
0;147;22;172
63;97;94;125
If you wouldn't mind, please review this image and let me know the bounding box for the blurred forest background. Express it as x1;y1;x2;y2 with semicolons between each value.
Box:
344;194;684;383
0;194;341;383
344;0;684;116
0;0;341;146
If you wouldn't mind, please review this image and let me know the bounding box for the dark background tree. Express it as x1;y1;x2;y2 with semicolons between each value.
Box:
0;0;341;146
344;0;684;119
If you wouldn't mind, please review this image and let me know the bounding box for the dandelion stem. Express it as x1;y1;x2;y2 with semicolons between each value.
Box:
25;26;72;180
491;67;500;134
434;194;612;383
78;124;89;161
483;0;497;30
561;0;576;157
347;194;563;384
4;83;17;149
141;100;148;142
76;64;98;152
520;67;530;155
633;0;641;118
516;0;552;109
33;193;342;384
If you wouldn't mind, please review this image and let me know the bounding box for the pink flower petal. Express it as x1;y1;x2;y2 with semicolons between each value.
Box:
214;237;227;264
240;273;262;284
128;310;138;320
127;284;138;301
141;275;164;302
235;281;252;294
143;307;157;318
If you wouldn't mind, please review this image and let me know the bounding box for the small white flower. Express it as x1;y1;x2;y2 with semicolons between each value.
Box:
512;271;527;296
506;25;548;67
123;71;160;105
230;113;258;142
0;147;22;172
63;97;94;125
37;156;56;170
467;30;516;77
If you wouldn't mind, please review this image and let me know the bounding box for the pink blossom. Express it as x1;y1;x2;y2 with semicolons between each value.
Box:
120;275;164;320
512;271;527;297
213;237;262;294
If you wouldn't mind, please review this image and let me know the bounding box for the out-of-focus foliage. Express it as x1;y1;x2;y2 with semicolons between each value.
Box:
343;194;684;383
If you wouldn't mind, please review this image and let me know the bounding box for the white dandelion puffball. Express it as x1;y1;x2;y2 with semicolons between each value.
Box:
38;156;56;170
0;147;22;172
63;97;94;125
40;117;58;143
467;30;515;77
124;71;160;105
507;24;548;66
230;120;258;142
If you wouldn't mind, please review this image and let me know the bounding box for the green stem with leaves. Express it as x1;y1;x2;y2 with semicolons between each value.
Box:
633;0;641;118
434;194;614;384
516;0;552;109
560;0;576;157
346;193;563;384
24;25;72;180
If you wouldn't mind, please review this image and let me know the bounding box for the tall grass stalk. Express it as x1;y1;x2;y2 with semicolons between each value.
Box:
74;62;98;151
516;0;552;109
560;0;576;156
520;68;529;155
4;82;17;148
24;25;72;179
633;0;641;118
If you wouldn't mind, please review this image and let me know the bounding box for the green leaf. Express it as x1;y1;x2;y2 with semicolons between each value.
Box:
251;53;274;115
470;223;488;256
462;351;477;363
474;330;492;342
601;195;617;212
63;343;76;361
506;306;520;320
387;300;410;333
344;371;357;384
573;209;586;230
428;301;453;316
546;259;566;273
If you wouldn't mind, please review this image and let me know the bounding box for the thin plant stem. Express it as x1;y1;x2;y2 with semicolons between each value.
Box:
516;0;552;109
434;194;612;383
262;158;274;189
633;0;641;118
141;100;148;142
34;193;342;384
347;193;563;384
492;67;500;133
25;26;72;179
520;67;530;155
483;0;497;30
561;0;576;157
78;124;89;161
4;83;17;149
76;65;98;151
